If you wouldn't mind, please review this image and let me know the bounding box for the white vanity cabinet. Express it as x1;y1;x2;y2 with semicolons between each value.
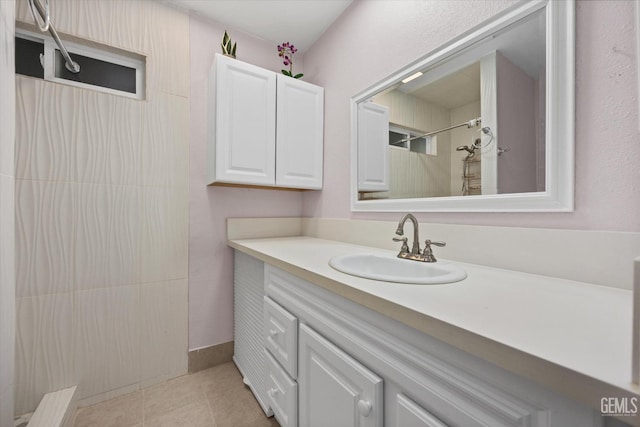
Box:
265;349;298;427
263;296;298;427
233;250;602;427
208;53;324;189
298;323;383;427
393;393;449;427
264;296;298;378
232;251;273;415
263;296;383;427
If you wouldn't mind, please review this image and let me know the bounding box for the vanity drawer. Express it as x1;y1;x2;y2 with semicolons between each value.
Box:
264;296;298;378
395;393;448;427
265;349;298;427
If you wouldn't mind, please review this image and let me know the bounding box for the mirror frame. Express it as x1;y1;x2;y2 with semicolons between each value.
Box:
350;0;574;213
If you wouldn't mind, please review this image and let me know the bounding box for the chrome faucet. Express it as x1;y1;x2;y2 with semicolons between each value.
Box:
393;213;446;262
394;213;421;256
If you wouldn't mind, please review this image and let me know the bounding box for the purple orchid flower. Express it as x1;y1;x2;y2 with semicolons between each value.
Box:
277;41;303;79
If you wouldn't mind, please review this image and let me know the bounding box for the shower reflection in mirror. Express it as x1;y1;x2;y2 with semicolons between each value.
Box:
357;5;548;203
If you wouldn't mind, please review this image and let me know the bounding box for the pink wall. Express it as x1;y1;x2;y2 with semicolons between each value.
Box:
189;0;640;350
302;0;640;232
189;16;303;350
496;52;537;194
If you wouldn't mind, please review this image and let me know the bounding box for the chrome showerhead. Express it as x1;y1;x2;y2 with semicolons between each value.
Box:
456;145;474;154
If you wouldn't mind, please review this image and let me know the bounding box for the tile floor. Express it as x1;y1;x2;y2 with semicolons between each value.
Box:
73;362;280;427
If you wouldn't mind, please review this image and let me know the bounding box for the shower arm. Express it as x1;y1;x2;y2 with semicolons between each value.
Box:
29;0;80;73
397;117;482;145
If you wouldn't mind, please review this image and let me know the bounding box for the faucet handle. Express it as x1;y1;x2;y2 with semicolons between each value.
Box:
392;236;409;253
422;240;445;262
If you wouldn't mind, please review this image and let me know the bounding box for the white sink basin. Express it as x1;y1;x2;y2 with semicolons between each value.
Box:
329;253;467;285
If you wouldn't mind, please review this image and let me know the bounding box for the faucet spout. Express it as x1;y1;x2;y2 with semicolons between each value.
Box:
393;213;446;263
396;213;420;255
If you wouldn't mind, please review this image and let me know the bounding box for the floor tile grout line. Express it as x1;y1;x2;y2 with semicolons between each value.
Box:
73;363;252;426
203;387;217;426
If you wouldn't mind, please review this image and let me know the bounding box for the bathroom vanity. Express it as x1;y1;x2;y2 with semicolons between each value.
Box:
229;235;638;427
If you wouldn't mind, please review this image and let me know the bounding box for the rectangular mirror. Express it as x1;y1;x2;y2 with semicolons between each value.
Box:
351;0;574;212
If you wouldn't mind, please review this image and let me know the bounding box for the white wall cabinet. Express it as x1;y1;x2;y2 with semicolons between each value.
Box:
276;75;324;189
357;102;389;192
209;54;276;186
208;54;323;189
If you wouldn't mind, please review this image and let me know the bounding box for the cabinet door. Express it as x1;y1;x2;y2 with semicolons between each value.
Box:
209;54;276;186
276;75;324;189
357;102;389;192
299;324;383;427
233;251;272;415
394;394;448;427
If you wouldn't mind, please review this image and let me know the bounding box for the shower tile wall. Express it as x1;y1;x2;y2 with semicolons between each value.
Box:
371;90;452;199
14;0;189;415
0;1;16;426
450;101;481;196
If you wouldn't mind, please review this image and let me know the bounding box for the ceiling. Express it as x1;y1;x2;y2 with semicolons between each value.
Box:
397;9;545;111
165;0;353;53
410;62;481;110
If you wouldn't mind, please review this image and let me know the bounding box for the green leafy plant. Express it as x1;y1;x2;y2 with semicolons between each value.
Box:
277;42;303;79
221;31;237;58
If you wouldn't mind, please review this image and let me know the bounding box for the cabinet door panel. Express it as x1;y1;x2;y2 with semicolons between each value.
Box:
357;102;389;192
276;75;324;189
299;324;383;427
212;54;276;185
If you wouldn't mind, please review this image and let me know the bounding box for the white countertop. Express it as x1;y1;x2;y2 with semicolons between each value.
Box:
228;236;640;414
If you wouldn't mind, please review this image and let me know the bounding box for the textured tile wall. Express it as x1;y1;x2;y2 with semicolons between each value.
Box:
14;0;189;414
370;90;452;199
0;1;16;426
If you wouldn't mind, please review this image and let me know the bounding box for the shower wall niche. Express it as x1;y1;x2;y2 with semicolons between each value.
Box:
14;0;189;414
